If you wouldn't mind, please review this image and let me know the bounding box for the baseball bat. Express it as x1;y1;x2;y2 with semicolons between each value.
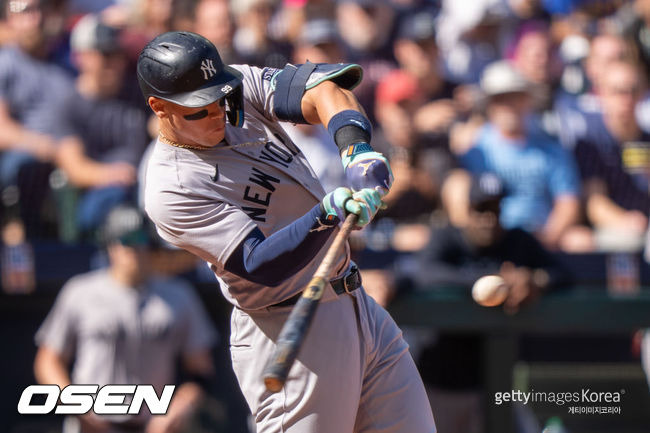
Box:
262;212;358;393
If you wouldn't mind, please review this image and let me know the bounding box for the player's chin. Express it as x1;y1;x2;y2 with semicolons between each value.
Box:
205;126;226;142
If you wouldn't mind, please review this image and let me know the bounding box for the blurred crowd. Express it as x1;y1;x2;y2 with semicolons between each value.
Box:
2;0;650;258
1;0;650;432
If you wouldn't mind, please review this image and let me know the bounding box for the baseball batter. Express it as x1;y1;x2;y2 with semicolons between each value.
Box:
139;31;435;433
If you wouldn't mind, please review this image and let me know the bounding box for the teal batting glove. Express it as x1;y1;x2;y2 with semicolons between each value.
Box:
352;188;385;228
321;187;385;229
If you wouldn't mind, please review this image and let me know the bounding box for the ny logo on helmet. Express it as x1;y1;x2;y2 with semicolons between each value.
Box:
200;59;217;80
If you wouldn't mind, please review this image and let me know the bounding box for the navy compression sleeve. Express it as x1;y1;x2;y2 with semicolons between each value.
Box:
224;204;338;286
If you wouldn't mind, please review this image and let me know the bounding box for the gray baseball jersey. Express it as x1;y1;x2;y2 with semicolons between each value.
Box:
144;64;435;432
35;269;216;431
145;64;349;310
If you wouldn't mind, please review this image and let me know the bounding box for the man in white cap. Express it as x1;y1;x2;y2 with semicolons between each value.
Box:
459;60;581;251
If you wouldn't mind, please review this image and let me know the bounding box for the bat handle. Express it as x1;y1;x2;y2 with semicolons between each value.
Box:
262;213;358;392
263;278;326;392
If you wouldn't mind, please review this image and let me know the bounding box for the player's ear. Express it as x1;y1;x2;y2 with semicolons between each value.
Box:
148;97;168;119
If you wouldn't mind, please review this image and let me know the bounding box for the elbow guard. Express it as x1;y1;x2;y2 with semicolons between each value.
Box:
273;62;364;124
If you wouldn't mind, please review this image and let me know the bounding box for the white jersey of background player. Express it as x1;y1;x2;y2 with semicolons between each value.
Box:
139;31;435;433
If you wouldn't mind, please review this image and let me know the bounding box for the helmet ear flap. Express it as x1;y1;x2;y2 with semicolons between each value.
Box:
225;84;244;127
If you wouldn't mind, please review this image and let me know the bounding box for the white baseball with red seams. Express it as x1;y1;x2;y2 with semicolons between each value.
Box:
472;275;509;307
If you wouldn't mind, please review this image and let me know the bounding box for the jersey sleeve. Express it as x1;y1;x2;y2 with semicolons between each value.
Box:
231;64;279;122
145;188;257;271
34;280;79;360
231;62;363;124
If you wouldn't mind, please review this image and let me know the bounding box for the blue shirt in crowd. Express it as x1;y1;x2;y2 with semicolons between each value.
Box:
461;123;580;232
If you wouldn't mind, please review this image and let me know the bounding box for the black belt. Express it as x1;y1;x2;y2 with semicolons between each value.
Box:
271;265;361;308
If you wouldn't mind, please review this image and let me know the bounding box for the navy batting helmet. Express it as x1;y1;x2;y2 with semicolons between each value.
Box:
137;31;244;127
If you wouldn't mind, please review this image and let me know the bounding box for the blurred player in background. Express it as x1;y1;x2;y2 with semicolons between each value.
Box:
34;205;217;433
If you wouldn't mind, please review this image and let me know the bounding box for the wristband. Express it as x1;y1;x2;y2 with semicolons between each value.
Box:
327;110;372;154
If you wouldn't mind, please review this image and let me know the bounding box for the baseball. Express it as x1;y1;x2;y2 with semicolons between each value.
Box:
472;275;509;307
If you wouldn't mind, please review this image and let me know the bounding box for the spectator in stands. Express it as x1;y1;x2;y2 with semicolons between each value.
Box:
373;71;440;227
572;59;650;251
284;18;345;193
564;33;631;113
113;0;177;66
584;34;632;98
457;60;582;250
230;0;292;68
280;0;338;44
55;14;148;237
581;32;650;137
410;172;570;313
399;173;569;433
393;10;460;136
555;33;635;148
135;0;175;37
193;0;240;64
614;0;650;78
34;206;216;433
375;70;424;150
335;0;396;122
292;18;343;64
508;20;560;118
336;0;395;62
394;11;453;100
510;20;555;86
0;0;74;236
435;0;509;84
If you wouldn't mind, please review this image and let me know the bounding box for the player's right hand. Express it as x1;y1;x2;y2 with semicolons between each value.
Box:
341;146;394;196
321;187;385;229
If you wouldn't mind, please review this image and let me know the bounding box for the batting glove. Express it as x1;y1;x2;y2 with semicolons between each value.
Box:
341;143;394;196
321;187;386;229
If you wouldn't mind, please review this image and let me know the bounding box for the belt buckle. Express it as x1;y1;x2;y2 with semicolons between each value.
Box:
343;276;352;294
344;266;358;294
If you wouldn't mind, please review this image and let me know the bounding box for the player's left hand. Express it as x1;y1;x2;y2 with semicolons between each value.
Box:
341;144;394;196
352;188;386;228
322;187;386;229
